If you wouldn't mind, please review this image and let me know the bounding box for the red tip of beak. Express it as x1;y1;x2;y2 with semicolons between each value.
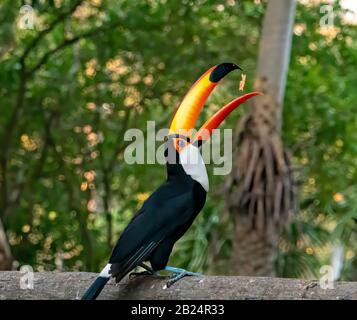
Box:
193;91;262;142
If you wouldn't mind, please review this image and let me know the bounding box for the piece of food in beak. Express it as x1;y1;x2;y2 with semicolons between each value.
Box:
239;74;247;91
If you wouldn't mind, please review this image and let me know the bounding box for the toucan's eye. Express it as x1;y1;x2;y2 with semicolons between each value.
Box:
178;140;185;148
174;139;186;153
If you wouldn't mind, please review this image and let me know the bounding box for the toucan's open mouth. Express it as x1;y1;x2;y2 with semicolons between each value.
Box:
169;62;262;145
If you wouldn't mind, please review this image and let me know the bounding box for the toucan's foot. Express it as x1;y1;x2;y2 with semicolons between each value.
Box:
164;266;201;288
129;270;154;280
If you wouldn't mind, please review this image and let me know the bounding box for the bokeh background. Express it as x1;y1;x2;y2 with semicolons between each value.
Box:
0;0;356;280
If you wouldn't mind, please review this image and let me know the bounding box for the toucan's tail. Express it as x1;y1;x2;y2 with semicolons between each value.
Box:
81;276;109;300
81;264;111;300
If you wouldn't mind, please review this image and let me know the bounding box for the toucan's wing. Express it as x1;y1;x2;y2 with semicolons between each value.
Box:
109;182;193;280
109;238;162;281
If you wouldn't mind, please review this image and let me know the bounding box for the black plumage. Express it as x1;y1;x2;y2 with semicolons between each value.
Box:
109;138;206;281
81;138;207;300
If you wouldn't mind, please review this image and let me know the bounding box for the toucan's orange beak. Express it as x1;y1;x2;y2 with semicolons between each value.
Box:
192;92;262;143
169;63;241;137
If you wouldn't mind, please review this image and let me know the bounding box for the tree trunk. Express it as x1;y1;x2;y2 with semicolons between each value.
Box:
0;219;12;270
1;272;357;300
225;0;297;276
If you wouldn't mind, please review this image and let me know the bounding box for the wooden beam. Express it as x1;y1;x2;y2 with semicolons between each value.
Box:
0;272;356;300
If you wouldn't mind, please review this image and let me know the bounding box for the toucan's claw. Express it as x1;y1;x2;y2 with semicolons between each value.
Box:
164;266;201;287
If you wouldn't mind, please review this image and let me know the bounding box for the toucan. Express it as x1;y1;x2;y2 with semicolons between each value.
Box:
81;62;261;300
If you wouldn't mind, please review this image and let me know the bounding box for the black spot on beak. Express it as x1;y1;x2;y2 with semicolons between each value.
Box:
192;139;204;148
209;62;242;83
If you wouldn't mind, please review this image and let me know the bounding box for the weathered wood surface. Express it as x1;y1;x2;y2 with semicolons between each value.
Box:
0;272;356;300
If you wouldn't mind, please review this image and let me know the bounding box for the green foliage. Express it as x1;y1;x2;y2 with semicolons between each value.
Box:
0;0;356;280
280;1;357;280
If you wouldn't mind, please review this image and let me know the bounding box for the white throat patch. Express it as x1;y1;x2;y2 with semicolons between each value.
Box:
179;144;209;192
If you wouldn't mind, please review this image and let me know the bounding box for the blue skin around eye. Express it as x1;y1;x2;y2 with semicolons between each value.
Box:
178;140;185;148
